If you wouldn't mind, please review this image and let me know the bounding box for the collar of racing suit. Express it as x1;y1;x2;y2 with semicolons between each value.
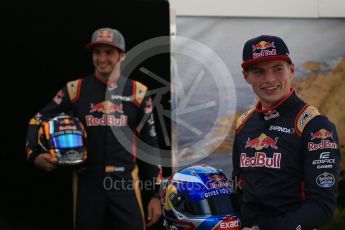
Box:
254;88;299;114
94;74;127;88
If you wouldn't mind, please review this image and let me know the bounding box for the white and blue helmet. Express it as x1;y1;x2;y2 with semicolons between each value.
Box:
160;164;241;230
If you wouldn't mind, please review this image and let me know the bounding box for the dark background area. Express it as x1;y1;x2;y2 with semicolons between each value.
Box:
0;0;170;229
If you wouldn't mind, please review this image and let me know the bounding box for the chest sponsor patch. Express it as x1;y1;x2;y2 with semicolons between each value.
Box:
245;133;278;150
86;115;127;127
110;94;132;101
90;101;123;114
269;125;295;134
240;152;281;169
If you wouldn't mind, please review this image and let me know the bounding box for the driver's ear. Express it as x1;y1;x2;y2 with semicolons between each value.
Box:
119;53;126;62
243;70;251;84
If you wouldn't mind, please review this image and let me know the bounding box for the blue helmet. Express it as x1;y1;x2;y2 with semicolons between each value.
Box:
38;113;87;166
160;164;240;230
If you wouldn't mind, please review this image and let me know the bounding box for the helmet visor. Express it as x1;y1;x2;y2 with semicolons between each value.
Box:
50;134;83;149
179;194;235;216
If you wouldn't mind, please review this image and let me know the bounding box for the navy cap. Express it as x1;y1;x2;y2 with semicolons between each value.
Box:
86;28;125;52
241;35;291;70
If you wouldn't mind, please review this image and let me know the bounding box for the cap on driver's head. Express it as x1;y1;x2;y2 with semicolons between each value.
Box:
86;28;125;52
241;35;291;70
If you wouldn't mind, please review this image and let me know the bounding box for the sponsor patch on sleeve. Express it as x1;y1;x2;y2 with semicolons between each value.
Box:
295;105;320;135
67;79;82;103
307;128;338;151
133;81;147;106
316;172;335;188
236;108;255;131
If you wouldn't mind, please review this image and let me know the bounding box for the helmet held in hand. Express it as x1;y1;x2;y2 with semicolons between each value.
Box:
38;113;87;166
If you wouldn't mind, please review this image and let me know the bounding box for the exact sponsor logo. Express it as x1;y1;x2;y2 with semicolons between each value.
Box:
311;129;333;140
316;172;335;188
240;152;281;169
312;152;336;169
245;133;278;150
308;140;338;151
269;125;295;134
215;217;240;230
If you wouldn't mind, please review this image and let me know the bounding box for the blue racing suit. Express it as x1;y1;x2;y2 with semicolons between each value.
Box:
26;74;161;230
232;89;340;230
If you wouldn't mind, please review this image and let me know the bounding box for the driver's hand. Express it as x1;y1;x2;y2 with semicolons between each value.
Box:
33;153;57;171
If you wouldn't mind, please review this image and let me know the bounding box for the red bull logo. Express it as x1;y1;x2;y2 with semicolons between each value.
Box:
245;133;278;150
209;175;225;181
240;152;281;169
252;41;277;59
308;140;338;151
85;114;127;127
207;175;230;189
96;30;113;42
252;41;275;51
59;125;77;131
88;101;127;127
90;101;123;115
311;129;333;140
60;118;73;125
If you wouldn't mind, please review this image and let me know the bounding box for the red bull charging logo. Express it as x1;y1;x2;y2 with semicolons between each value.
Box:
252;41;275;51
90;101;123;114
96;30;113;42
311;129;333;140
207;175;230;189
245;133;278;151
